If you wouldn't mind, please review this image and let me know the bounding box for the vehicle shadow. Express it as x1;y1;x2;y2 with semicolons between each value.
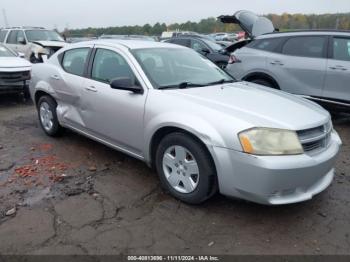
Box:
0;93;33;108
332;112;350;126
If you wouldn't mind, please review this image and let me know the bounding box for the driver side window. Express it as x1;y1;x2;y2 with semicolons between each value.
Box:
91;49;136;84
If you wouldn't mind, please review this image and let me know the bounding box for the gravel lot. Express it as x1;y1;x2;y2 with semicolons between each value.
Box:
0;94;349;255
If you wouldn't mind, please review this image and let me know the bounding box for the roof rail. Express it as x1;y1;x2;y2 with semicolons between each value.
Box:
265;29;350;35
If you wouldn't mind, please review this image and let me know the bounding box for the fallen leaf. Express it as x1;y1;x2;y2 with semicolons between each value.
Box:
6;207;16;216
88;166;97;172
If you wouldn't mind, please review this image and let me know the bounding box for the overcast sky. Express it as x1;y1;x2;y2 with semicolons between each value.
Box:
1;0;350;30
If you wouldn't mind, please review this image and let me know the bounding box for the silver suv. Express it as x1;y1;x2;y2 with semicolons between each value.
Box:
0;27;66;63
221;11;350;112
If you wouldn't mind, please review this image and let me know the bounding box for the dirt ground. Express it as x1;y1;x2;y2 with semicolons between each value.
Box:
0;93;349;256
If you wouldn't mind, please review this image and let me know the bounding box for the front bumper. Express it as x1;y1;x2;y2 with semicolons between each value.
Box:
0;69;31;92
212;131;342;205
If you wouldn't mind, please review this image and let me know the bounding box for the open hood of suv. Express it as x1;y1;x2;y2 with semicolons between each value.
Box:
219;10;275;38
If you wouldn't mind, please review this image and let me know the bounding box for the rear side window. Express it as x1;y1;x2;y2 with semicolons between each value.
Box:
62;48;90;76
171;38;191;47
332;37;350;62
249;38;283;52
282;36;326;58
6;30;18;44
0;30;8;42
17;30;26;43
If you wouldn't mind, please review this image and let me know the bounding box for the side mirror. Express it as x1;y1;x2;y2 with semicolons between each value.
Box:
17;52;25;58
110;77;143;94
18;37;26;45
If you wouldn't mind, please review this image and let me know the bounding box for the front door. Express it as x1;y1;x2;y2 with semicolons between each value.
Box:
81;47;147;156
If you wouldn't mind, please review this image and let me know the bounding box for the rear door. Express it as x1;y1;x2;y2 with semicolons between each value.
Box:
266;35;328;97
323;36;350;103
15;30;28;54
53;45;93;128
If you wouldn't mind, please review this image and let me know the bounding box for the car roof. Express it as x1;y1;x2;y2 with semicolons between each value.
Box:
257;30;350;39
70;39;186;50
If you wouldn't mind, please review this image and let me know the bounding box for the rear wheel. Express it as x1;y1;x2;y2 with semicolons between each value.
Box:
155;132;217;204
37;96;64;136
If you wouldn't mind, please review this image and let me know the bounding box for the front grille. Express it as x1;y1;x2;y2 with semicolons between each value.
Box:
0;71;31;83
297;121;332;154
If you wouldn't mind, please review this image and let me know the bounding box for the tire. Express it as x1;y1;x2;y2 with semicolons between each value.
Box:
155;132;217;204
30;54;40;64
250;78;276;89
37;95;64;137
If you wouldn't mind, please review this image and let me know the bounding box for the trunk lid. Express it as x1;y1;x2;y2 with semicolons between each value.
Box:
219;10;275;38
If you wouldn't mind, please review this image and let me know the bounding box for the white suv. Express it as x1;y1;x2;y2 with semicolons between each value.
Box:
0;27;66;63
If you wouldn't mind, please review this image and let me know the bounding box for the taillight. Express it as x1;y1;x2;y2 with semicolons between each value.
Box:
228;55;241;64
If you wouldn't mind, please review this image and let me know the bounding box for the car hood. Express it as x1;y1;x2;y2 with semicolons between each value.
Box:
219;10;275;38
0;57;31;69
167;82;329;130
32;41;66;48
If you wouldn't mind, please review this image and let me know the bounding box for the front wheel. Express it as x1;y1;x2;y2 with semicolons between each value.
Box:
37;96;64;136
155;132;217;204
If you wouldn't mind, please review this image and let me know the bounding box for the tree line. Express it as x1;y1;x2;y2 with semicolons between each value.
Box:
67;12;350;37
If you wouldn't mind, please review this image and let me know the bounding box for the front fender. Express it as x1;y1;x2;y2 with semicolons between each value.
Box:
143;112;227;163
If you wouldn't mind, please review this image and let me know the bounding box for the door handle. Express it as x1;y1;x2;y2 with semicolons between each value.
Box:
51;75;60;80
270;61;284;66
329;65;347;71
85;86;98;92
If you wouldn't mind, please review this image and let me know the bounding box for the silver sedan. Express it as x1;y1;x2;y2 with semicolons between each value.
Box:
29;40;342;205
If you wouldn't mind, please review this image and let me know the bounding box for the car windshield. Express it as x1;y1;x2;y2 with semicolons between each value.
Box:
132;48;234;89
25;30;64;42
0;45;15;57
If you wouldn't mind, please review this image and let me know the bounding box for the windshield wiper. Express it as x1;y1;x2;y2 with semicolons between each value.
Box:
202;79;235;86
158;82;205;90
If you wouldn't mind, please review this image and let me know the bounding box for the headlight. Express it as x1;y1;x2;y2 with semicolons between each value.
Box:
239;128;303;155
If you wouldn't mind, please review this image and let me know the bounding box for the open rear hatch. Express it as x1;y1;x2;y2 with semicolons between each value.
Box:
218;10;275;39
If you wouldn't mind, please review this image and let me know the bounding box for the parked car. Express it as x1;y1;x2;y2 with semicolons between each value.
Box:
164;36;230;68
0;27;66;63
99;34;156;42
29;40;341;205
67;37;97;43
161;31;198;39
0;44;31;98
211;32;238;42
220;10;350;112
